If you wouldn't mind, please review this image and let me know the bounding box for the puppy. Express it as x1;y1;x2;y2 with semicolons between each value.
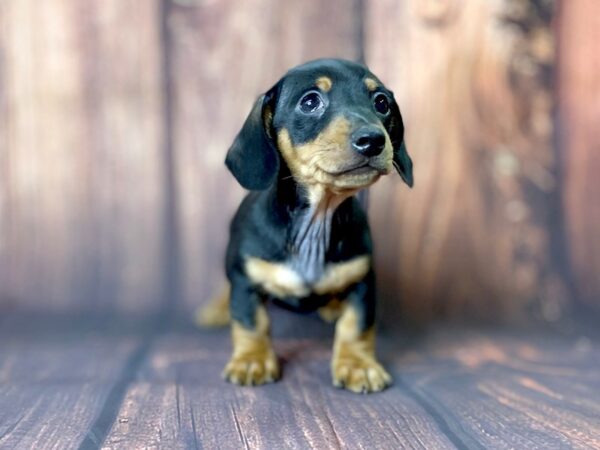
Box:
207;58;413;393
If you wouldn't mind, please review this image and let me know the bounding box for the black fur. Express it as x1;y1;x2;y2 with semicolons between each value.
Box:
224;58;412;331
225;86;280;190
388;101;414;187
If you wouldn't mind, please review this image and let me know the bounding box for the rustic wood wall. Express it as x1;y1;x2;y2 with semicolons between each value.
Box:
0;0;166;314
557;0;600;313
0;0;598;322
366;0;569;323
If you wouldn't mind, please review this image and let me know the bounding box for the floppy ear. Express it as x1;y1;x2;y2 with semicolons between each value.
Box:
389;100;414;187
394;141;413;187
225;86;279;190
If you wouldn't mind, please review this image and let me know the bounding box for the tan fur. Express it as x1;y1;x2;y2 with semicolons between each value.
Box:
314;256;370;295
331;304;392;393
318;297;344;322
277;120;391;195
223;305;279;385
364;77;379;91
245;255;370;298
245;257;309;298
315;76;333;92
195;285;230;327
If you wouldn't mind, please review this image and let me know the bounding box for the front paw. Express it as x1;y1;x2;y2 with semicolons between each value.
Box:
223;352;280;386
332;357;392;393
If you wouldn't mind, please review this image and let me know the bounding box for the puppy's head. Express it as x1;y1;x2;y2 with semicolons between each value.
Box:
225;58;413;193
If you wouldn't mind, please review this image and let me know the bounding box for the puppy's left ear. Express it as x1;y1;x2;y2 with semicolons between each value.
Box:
389;100;414;188
225;84;280;190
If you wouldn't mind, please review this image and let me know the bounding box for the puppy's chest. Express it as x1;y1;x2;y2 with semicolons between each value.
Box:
245;254;370;299
244;194;370;298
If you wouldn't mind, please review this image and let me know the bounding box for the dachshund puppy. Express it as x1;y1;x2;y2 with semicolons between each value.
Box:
206;58;413;393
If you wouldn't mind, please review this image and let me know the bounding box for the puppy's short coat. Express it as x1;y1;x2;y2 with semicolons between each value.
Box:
203;58;413;393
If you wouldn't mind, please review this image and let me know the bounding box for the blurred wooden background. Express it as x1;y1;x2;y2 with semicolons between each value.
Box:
0;0;598;325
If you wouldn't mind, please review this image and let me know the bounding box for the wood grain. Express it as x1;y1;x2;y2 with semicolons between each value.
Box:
364;0;568;323
0;0;166;313
0;1;8;313
98;317;600;449
397;329;600;449
166;0;363;313
1;311;598;449
103;328;456;449
0;0;598;323
0;317;142;450
557;0;600;311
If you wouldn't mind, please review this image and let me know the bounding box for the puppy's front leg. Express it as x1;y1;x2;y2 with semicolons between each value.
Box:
331;276;392;393
223;277;279;386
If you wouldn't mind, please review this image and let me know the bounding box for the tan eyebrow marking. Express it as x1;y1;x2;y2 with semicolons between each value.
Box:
315;76;333;92
364;77;379;91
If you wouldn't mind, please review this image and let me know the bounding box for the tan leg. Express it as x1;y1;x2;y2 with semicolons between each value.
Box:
331;304;392;393
317;297;344;323
195;285;231;328
222;305;280;386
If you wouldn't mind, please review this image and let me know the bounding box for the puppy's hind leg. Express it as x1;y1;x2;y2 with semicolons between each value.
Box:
195;284;231;328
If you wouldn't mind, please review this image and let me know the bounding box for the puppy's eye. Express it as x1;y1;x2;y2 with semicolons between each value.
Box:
373;93;390;115
299;91;324;114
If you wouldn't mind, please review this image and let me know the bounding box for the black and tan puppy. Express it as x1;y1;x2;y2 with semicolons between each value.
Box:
204;58;413;393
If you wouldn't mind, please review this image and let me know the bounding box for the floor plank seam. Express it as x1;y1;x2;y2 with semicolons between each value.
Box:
77;329;159;450
395;376;478;450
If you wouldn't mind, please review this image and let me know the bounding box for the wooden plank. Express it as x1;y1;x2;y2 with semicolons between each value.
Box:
102;321;600;449
103;326;456;449
0;317;145;450
364;0;568;323
397;329;600;449
557;1;600;311
0;385;114;450
166;0;363;313
1;313;599;449
0;0;166;313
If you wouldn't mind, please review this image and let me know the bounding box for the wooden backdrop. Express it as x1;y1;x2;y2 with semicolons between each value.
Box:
0;0;598;325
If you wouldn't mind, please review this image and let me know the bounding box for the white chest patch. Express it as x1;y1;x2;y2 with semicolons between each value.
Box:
245;255;370;299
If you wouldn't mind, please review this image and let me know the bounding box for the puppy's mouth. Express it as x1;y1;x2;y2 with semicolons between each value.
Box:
325;161;389;176
315;160;389;191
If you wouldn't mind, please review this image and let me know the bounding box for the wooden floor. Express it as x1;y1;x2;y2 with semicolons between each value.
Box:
1;311;599;450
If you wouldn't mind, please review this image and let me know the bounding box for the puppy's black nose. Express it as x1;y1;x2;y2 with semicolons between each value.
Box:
351;127;386;157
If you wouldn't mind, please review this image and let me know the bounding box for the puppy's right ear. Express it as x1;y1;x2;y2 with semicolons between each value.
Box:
225;85;279;190
389;98;414;188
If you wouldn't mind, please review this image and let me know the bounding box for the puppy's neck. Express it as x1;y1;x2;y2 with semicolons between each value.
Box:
287;184;351;284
